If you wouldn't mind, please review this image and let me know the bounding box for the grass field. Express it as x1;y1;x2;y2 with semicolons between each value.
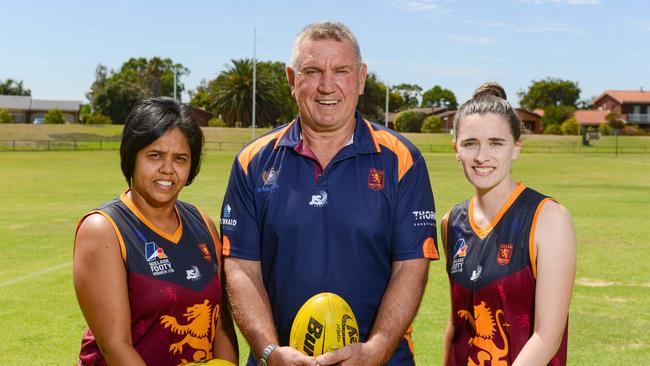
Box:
1;127;649;364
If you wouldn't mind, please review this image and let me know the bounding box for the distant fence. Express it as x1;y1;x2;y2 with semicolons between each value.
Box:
1;139;649;154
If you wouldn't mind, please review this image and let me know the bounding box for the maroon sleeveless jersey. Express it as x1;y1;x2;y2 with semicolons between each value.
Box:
76;192;223;366
444;183;568;366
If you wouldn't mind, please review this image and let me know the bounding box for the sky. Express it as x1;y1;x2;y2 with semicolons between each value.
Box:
1;0;649;108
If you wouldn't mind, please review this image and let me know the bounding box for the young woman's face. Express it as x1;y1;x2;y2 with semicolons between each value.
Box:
453;113;521;193
131;128;191;207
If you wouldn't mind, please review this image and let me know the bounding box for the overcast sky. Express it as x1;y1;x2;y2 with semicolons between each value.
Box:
2;0;649;107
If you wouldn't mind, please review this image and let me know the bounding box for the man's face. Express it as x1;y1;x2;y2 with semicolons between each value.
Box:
287;38;367;133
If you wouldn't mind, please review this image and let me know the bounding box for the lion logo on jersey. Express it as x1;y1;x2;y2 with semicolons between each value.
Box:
458;301;509;366
160;299;220;364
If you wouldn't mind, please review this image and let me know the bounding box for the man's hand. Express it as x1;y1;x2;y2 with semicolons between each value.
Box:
269;346;318;366
314;342;383;366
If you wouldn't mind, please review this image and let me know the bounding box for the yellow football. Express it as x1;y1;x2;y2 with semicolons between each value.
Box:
289;292;360;357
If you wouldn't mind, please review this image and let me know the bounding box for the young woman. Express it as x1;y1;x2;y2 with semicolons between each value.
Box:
73;98;238;366
442;83;576;366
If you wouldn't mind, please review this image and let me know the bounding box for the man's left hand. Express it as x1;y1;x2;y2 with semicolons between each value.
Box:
314;342;384;366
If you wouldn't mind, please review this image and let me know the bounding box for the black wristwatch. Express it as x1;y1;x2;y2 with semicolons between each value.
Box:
258;343;279;366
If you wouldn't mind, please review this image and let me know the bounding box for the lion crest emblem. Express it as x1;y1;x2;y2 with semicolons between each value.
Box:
458;301;509;366
160;299;220;365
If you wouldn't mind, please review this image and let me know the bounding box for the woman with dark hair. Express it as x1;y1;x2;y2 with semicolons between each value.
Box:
442;83;576;365
73;97;238;366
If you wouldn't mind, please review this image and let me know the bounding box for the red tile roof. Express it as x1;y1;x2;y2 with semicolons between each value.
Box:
574;110;609;125
593;90;650;105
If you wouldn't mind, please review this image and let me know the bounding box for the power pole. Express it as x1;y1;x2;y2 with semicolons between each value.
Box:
385;84;389;128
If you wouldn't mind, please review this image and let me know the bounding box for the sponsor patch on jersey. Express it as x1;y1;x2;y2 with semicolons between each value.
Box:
497;244;513;266
220;204;237;230
309;190;328;207
368;168;384;191
257;168;280;193
186;265;201;281
450;238;467;274
453;238;467;258
145;242;175;276
412;210;436;227
198;243;212;262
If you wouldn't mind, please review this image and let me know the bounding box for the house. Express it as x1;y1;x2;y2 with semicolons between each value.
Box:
573;110;609;128
592;89;650;130
0;95;83;123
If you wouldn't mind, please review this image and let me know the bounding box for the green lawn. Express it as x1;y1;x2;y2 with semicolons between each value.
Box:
1;147;649;364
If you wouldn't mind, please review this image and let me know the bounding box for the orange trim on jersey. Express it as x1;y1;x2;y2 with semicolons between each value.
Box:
422;237;439;260
365;121;414;181
441;210;451;260
75;210;127;263
222;234;231;256
468;182;526;240
529;197;555;280
363;119;382;152
237;122;294;176
197;207;223;277
404;325;415;357
119;191;183;244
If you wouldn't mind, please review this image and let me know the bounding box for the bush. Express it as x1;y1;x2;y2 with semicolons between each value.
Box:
44;109;66;124
421;115;442;133
620;125;648;136
394;111;427;133
208;117;226;127
543;123;562;135
85;113;113;125
561;117;580;135
0;109;13;124
598;123;613;135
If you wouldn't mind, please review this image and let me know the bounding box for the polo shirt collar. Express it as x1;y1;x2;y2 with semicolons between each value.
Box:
275;111;379;155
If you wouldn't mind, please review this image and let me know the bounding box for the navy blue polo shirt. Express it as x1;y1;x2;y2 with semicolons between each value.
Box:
221;113;438;365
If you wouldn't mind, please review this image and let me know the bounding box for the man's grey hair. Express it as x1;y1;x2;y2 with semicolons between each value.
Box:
290;21;362;69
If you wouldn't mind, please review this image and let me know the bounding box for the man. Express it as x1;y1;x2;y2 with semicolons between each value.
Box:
221;21;438;366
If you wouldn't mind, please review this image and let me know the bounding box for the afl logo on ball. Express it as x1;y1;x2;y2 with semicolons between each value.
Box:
368;168;384;191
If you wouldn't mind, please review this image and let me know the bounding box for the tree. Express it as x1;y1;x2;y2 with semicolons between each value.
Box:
357;72;385;123
543;124;562;135
540;105;575;129
212;59;279;127
518;77;581;110
421;115;442;133
606;112;625;131
394;111;427;132
44;109;66;124
0;109;14;123
421;85;458;109
391;83;422;109
87;58;189;124
257;61;297;123
93;78;146;124
0;79;31;96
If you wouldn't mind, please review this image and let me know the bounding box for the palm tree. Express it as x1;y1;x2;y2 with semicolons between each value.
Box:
212;59;279;127
0;79;31;96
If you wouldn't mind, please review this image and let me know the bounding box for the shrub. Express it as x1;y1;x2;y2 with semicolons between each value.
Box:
208;117;226;127
394;111;427;132
598;123;613;136
85;113;113;125
44;109;66;124
621;125;648;136
0;109;13;124
561;117;580;135
543;123;562;135
421;115;442;133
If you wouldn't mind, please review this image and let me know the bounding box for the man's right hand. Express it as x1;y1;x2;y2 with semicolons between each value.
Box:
268;346;317;366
